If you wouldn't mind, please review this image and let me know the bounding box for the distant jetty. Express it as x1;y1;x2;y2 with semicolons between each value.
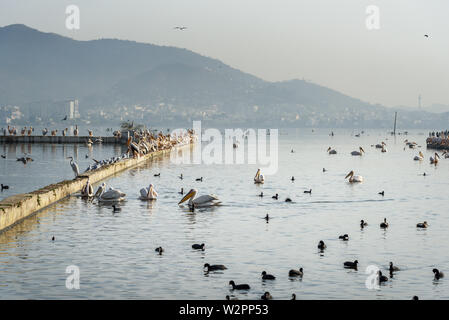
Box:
0;132;194;232
0;135;127;144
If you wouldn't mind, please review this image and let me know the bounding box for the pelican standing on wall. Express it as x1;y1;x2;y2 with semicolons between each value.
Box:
81;178;94;198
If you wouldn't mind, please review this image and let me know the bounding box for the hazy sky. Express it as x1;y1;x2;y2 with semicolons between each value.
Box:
1;0;448;107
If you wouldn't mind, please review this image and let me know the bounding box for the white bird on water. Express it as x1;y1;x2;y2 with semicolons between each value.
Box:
95;183;126;202
178;189;221;208
140;184;158;200
345;170;363;183
67;156;79;179
414;151;424;161
254;168;265;184
430;153;440;164
81;178;94;198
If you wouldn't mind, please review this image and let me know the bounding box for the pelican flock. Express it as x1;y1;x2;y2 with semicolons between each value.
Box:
57;126;448;300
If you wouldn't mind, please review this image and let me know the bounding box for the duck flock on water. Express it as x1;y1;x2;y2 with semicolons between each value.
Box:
62;133;449;300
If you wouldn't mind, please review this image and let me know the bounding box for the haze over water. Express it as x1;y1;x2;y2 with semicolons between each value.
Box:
0;129;448;299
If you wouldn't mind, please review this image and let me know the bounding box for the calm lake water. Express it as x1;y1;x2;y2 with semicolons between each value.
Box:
0;129;447;300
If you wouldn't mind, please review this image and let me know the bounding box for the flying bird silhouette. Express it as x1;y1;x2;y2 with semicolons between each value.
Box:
174;26;187;30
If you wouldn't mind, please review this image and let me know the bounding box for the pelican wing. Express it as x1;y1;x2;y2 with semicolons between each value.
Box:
140;188;149;198
101;189;126;199
94;185;104;198
193;194;220;206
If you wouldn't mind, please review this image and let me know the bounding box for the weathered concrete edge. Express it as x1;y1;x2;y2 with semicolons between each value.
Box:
0;143;189;232
0;135;126;144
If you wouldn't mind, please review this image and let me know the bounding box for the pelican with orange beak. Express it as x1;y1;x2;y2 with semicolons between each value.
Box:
414;151;424;161
345;170;363;183
254;169;265;184
430;153;440;164
351;147;365;156
178;189;221;208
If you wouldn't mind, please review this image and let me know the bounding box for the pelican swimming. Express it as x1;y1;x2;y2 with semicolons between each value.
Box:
375;142;386;149
414;151;424;161
178;189;221;208
254;169;265;184
430;153;440;164
67;156;79;179
95;184;126;202
351;147;365;156
345;170;363;183
81;178;94;198
327;147;337;155
139;183;158;200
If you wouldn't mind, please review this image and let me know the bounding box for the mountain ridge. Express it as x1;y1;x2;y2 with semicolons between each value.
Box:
0;24;447;128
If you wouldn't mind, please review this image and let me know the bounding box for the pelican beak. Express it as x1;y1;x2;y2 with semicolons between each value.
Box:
178;189;194;204
360;147;365;153
345;171;353;179
327;147;331;152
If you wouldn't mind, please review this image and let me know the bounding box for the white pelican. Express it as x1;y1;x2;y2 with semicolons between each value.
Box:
345;170;363;183
327;147;337;154
351;147;365;156
139;183;158;200
81;178;94;198
178;188;221;208
96;184;126;202
254;169;265;184
67;156;79;179
414;151;424;161
430;153;440;164
375;142;386;149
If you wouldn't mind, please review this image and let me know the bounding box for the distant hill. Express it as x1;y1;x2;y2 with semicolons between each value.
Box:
0;24;448;128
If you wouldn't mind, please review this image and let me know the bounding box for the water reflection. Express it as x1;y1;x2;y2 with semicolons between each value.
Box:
0;129;449;299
